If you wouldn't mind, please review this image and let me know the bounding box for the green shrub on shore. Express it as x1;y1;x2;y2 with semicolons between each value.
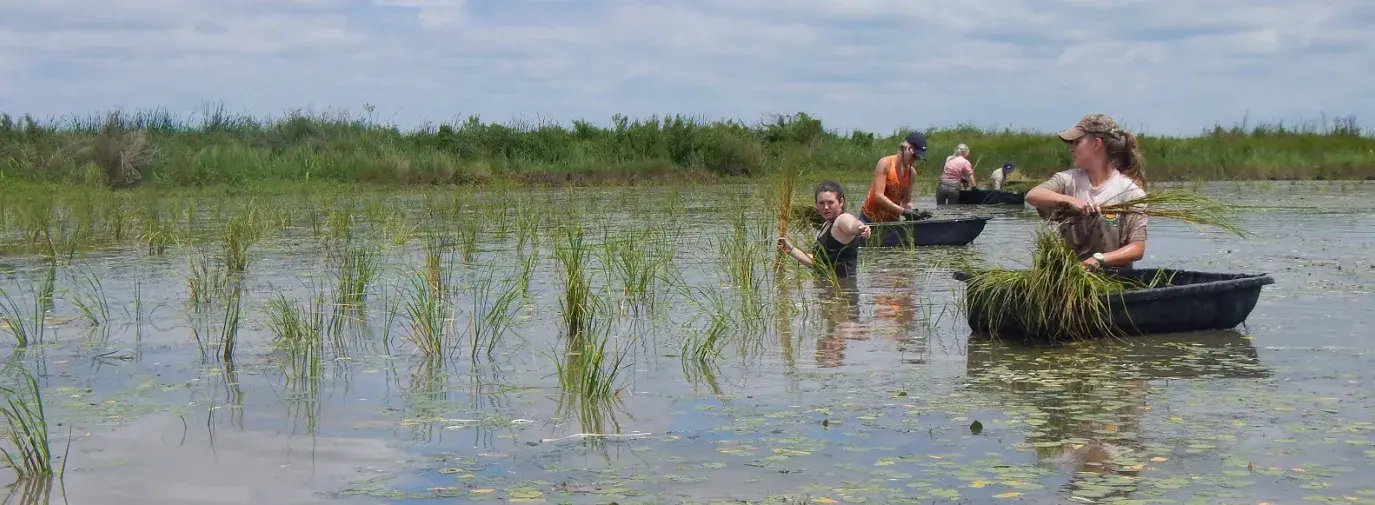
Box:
1;105;1371;188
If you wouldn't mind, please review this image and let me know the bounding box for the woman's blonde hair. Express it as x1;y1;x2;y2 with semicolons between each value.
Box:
953;143;970;157
1103;131;1145;189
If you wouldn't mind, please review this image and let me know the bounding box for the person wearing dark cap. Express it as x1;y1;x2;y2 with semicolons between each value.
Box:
991;162;1014;190
859;130;928;223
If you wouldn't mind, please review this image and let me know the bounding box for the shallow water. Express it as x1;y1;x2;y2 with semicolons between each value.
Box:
1;181;1374;504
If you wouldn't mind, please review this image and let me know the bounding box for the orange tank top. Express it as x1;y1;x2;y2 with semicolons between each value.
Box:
861;156;913;222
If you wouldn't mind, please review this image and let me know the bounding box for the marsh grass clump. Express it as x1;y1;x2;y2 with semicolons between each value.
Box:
963;189;1247;342
264;290;327;389
555;326;632;403
63;265;111;326
222;205;264;273
1086;189;1250;238
185;248;228;311
0;365;59;480
401;267;454;357
465;269;523;362
553;225;598;338
87;116;159;189
0;286;45;348
218;284;244;363
681;287;733;364
333;241;379;309
599;228;673;309
960;230;1152;342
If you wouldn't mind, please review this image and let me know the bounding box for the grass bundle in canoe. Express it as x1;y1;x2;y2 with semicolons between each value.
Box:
962;189;1247;343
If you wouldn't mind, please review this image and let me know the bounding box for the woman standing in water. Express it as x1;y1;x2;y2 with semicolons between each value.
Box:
936;143;974;205
859;131;928;223
777;180;871;278
1025;113;1149;271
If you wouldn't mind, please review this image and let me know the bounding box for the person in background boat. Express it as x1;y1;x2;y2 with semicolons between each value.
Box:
1025;113;1149;271
990;162;1013;190
859;131;928;222
936;143;974;205
778;180;872;278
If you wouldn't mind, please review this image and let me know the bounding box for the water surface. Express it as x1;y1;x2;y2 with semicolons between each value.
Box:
1;181;1372;505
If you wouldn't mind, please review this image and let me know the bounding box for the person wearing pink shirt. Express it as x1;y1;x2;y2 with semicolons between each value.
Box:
936;143;974;205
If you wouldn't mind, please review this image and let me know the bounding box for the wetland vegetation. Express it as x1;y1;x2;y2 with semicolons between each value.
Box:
0;105;1373;504
1;106;1372;190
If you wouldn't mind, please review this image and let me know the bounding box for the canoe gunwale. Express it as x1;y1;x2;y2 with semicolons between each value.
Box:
860;215;990;248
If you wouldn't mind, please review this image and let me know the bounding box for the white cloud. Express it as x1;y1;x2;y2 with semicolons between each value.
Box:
375;0;466;29
0;0;1369;135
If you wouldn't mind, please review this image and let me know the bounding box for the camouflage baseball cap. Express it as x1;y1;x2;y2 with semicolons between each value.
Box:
1057;113;1120;141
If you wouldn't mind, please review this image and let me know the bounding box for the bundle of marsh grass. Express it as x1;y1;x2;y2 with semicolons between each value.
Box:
959;229;1163;342
1047;189;1249;238
963;189;1243;342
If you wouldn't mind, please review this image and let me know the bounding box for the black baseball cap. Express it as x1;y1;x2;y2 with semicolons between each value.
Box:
904;131;927;160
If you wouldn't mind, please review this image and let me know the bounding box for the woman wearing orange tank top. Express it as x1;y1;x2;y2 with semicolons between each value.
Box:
860;131;928;223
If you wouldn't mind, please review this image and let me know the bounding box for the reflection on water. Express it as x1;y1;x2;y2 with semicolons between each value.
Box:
0;181;1371;504
966;330;1270;501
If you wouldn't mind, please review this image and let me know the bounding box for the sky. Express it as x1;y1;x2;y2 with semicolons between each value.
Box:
1;0;1372;137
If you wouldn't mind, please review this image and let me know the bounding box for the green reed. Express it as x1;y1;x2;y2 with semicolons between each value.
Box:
456;218;480;264
517;248;539;298
137;201;174;255
264;290;327;390
218;284;244;362
554;323;631;402
222;205;264;272
513;204;540;255
184;247;228;311
63;265;110;326
333;241;379;309
680;287;731;365
0;280;45;348
599;230;661;304
402;267;453;358
465;268;522;362
553;225;597;338
0;366;59;480
717;206;770;334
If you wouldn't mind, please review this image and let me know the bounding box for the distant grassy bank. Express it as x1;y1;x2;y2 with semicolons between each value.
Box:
2;107;1372;189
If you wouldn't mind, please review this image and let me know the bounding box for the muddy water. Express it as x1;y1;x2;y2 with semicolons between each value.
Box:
1;181;1374;504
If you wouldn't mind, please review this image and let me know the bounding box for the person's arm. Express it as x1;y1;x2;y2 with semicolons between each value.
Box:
777;237;814;267
1026;173;1093;215
868;159;905;215
831;214;872;243
901;167;915;209
964;160;976;187
1084;214;1147;270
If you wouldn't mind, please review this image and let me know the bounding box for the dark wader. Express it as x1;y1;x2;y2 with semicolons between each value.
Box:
935;181;962;205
